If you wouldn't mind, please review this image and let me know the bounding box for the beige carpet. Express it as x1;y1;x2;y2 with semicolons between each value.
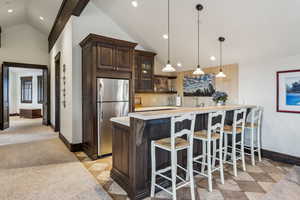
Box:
0;117;112;200
0;117;56;146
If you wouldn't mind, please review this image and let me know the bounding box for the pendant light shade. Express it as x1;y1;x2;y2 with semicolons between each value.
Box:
193;65;204;75
162;61;176;72
162;0;176;72
193;4;204;75
216;37;226;78
216;70;226;78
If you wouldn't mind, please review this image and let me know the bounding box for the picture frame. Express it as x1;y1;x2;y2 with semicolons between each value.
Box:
277;69;300;113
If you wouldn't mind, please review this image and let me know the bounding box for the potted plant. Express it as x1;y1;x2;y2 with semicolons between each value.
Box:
212;91;228;106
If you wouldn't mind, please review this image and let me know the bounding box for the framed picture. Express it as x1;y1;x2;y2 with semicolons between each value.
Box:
277;69;300;113
183;74;215;97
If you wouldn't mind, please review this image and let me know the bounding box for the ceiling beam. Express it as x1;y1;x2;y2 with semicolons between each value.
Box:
48;0;90;52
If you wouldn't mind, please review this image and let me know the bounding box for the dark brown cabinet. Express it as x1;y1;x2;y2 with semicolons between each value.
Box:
97;43;133;72
80;34;137;159
116;46;132;72
97;43;115;71
134;50;156;92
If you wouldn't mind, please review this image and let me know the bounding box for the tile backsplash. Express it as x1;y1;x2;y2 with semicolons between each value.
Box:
135;93;176;107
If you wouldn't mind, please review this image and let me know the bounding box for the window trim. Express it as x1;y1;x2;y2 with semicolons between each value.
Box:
20;76;33;104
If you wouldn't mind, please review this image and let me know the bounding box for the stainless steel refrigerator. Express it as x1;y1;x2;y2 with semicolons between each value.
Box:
97;78;129;157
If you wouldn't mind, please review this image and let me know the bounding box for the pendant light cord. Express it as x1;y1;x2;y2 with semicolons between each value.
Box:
197;9;200;68
168;0;170;64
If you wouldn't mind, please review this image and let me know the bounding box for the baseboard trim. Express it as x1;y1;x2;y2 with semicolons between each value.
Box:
59;132;82;152
262;149;300;166
9;113;20;116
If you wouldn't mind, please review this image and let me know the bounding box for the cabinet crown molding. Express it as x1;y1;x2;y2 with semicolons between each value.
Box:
80;34;138;48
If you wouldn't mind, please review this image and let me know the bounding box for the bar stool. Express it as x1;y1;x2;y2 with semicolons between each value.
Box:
223;109;247;177
193;111;226;192
244;107;263;166
150;113;196;200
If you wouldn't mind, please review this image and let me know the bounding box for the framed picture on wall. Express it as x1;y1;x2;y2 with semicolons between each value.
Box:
277;69;300;113
183;74;215;97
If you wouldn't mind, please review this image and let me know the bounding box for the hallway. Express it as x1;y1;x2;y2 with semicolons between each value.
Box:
0;117;111;200
0;117;54;146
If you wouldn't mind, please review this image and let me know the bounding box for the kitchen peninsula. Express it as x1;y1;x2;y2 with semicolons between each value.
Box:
110;105;255;200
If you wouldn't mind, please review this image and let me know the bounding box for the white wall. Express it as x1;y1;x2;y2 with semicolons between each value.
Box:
9;68;43;114
239;55;300;157
0;24;49;66
49;19;73;143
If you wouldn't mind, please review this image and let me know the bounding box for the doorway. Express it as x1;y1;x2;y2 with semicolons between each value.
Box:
54;53;61;132
0;62;49;130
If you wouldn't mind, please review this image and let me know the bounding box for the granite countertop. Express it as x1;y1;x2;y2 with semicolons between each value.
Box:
135;106;177;112
110;117;130;127
129;105;256;120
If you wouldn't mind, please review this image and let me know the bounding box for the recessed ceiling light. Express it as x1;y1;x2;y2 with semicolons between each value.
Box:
8;9;13;13
131;0;138;7
177;62;182;67
39;16;44;21
163;34;168;39
210;56;216;61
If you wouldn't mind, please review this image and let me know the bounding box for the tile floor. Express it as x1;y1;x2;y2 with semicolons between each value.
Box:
74;152;295;200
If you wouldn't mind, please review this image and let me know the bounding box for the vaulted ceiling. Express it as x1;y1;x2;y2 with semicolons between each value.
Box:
93;0;300;70
0;0;62;35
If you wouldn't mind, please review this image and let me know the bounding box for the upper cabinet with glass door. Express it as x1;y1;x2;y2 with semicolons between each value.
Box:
134;50;156;92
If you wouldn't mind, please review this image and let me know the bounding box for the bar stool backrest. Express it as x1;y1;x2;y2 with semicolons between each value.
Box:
234;108;247;132
250;107;263;128
208;111;226;138
170;113;196;149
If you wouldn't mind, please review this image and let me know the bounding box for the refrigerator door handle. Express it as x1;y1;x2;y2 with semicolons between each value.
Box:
97;102;101;156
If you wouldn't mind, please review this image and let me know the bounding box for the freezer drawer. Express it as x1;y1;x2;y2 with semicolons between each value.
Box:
98;101;129;156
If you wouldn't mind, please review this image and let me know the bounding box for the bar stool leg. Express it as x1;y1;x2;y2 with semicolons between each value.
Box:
188;145;195;200
201;141;206;173
171;150;177;200
232;133;238;177
219;137;225;184
241;131;246;171
257;127;262;162
223;133;228;162
212;140;217;169
150;142;156;197
251;127;255;166
207;140;213;192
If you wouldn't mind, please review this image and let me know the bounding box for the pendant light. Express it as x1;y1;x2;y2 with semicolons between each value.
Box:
193;4;204;75
162;0;176;72
216;37;226;78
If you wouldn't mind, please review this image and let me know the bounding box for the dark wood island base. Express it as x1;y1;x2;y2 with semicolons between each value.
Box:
111;105;254;200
